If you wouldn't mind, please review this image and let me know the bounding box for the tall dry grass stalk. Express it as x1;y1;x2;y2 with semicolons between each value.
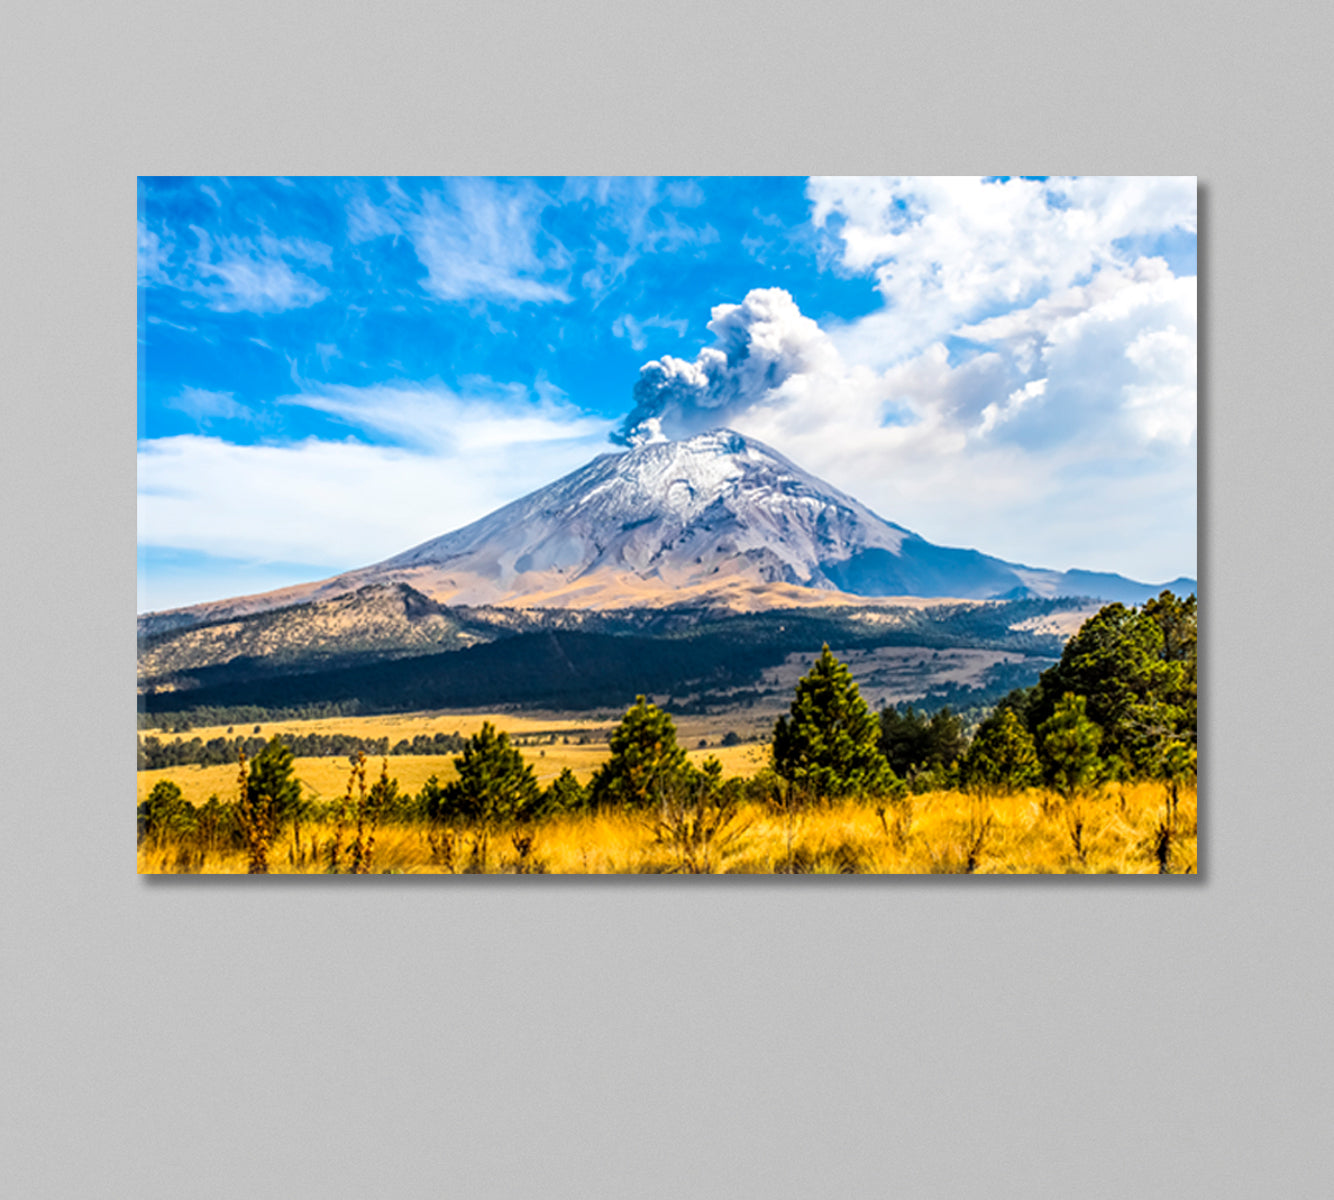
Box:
649;786;750;874
233;748;273;875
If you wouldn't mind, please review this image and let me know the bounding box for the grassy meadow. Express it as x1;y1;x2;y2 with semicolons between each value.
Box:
137;709;770;809
137;731;1196;876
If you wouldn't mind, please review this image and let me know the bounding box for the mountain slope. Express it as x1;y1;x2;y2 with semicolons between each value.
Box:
139;429;1195;631
137;582;499;691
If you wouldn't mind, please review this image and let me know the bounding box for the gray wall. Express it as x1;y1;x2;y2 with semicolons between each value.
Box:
4;2;1330;1195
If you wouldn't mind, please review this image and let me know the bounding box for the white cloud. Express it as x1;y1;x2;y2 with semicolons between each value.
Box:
191;229;331;312
809;175;1196;366
346;190;403;243
564;176;718;300
280;381;610;454
978;378;1046;437
165;386;250;423
138;222;332;313
665;180;706;207
137;221;171;283
347;176;715;307
139;384;614;570
611;313;689;351
410;181;570;303
349;179;570;304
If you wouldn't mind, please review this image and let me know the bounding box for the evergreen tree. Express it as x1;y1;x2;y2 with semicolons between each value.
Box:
194;795;239;853
137;779;195;845
879;704;966;779
365;762;401;823
443;723;540;827
1030;593;1196;774
418;774;449;823
588;697;690;810
773;646;898;799
247;735;303;831
926;708;967;770
541;767;587;817
1038;693;1103;800
879;704;928;776
963;707;1041;799
1149;737;1198;815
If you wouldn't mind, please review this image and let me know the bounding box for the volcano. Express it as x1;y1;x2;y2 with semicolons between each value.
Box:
140;429;1195;632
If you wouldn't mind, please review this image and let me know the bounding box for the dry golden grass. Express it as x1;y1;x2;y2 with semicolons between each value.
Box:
137;740;770;809
138;780;1197;875
142;709;774;759
143;709;614;746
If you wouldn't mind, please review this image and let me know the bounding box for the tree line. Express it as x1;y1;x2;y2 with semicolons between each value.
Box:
137;700;362;733
867;591;1196;796
138;729;469;771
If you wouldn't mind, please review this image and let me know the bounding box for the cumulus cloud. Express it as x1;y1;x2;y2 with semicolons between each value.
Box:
809;175;1196;366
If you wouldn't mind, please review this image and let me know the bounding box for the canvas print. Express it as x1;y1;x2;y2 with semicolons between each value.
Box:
137;176;1197;875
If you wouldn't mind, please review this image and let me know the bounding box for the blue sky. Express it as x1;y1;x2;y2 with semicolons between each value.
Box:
138;176;1197;612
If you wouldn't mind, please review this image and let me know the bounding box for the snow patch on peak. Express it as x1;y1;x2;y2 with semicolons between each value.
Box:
604;431;751;518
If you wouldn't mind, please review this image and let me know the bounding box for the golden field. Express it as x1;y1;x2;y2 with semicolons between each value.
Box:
144;708;772;760
137;740;770;808
144;709;615;747
137;779;1196;876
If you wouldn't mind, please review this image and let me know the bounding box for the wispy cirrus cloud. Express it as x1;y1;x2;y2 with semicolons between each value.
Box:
610;312;689;351
279;380;610;453
188;229;331;312
165;386;250;424
347;178;571;304
563;176;719;301
137;219;332;313
137;221;172;283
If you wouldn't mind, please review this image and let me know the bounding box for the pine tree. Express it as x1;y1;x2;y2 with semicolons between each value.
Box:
588;696;690;810
963;707;1041;799
773;646;898;800
541;767;587;817
1038;692;1103;800
137;779;195;846
443;722;540;827
879;704;966;780
247;735;303;832
418;774;449;823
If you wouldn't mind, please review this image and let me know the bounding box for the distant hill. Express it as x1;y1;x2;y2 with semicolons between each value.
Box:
139;597;1084;718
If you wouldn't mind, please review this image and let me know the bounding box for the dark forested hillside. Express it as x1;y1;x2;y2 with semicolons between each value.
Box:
138;597;1084;718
